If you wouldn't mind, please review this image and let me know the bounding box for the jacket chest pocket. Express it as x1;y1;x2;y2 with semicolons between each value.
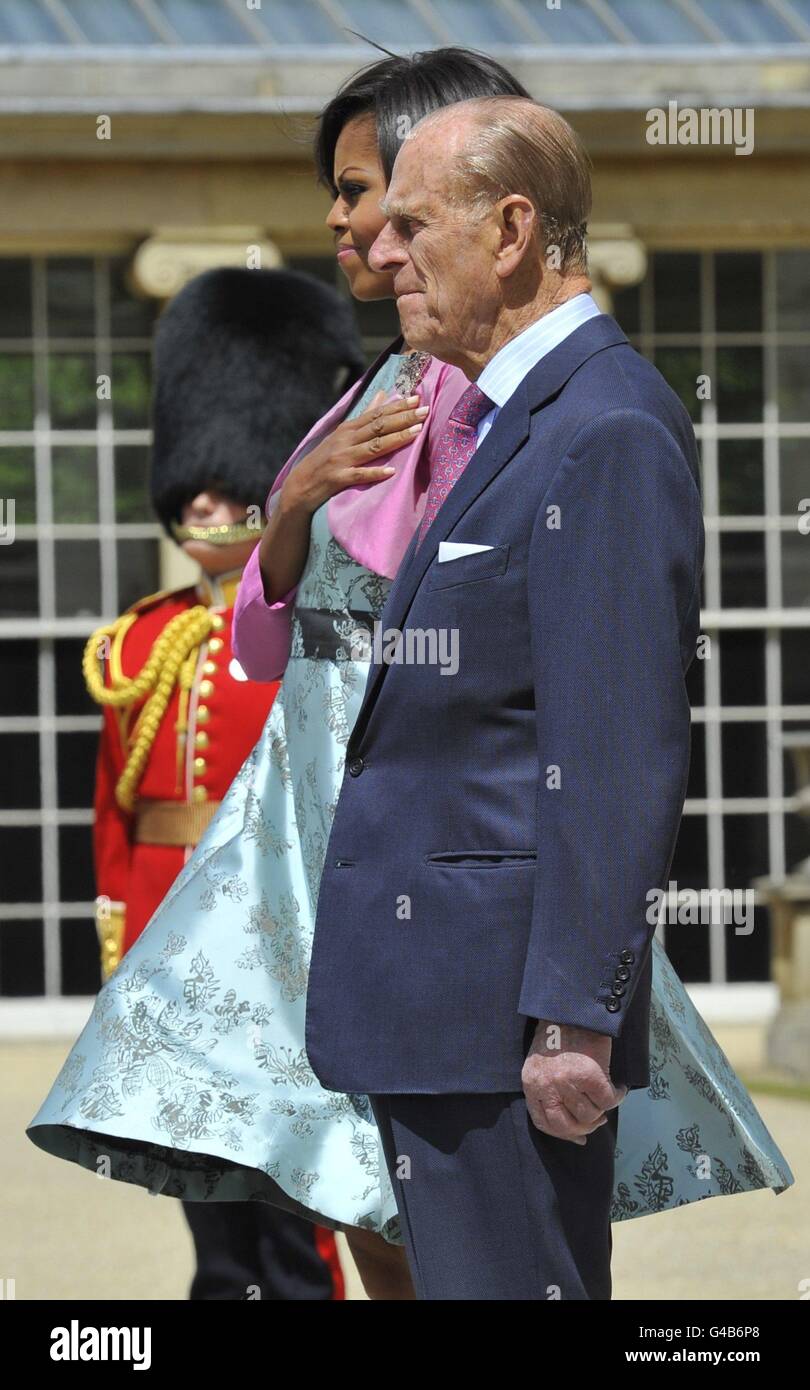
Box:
425;544;510;592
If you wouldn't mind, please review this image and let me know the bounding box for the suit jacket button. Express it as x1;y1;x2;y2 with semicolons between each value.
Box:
348;756;365;777
616;965;631;982
606;996;621;1012
611;982;626;997
620;949;635;964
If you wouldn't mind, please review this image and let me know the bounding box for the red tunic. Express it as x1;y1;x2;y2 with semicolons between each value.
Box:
93;573;277;952
91;569;345;1297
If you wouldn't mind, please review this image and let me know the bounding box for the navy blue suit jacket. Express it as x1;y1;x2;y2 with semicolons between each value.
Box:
305;314;704;1095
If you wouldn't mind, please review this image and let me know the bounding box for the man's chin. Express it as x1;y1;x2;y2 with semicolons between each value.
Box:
181;538;257;573
397;298;438;353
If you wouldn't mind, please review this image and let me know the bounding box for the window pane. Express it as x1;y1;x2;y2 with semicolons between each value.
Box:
52;446;98;523
58;826;94;901
0;732;39;809
777;346;810;422
114;445;152;521
685;648;705;706
56;638;97;716
720;630;765;704
671;814;709;888
0;259;32;337
47;259;95;338
782;532;810;607
57;731;99;806
0;447;36;523
775;250;810;330
0;355;34;429
49;354;97;429
654;252;701;333
54;541;101;617
724;813;769;888
0;541;39;617
784;727;810;868
716;346;763;422
726;907;770;985
782;631;810;705
611;282;640;335
654;347;701;420
110;258;156;338
0;640;37;716
111;353;151;428
720;531;766;607
718;438;763;514
780;438;809;516
60;919;100;996
722;722;767;799
0;827;42;901
716;252;762;333
117;539;161;612
0;921;44;996
687;722;706;798
667;819;711;982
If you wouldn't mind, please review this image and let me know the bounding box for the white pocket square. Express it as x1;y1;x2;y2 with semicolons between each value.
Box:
437;542;494;563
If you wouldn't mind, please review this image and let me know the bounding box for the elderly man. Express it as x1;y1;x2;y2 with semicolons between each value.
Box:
305;98;704;1300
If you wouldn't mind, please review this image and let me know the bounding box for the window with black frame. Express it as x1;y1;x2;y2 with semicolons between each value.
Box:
0;248;808;1001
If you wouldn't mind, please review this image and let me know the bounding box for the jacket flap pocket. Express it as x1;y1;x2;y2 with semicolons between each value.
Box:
426;544;510;591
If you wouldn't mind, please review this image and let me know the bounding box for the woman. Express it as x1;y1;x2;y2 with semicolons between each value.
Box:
28;47;792;1300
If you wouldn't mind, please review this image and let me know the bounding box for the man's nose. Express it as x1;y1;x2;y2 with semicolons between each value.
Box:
368;222;399;273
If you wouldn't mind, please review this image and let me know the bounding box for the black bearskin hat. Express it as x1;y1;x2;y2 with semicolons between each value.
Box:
150;267;366;533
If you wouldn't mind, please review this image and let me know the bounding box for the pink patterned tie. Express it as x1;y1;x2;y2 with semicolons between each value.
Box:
415;383;494;549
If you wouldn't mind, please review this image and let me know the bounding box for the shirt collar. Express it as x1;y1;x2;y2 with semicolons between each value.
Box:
477;293;602;409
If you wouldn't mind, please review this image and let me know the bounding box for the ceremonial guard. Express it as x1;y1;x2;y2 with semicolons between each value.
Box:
83;266;365;1299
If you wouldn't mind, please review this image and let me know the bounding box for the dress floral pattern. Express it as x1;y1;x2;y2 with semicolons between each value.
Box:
27;353;793;1238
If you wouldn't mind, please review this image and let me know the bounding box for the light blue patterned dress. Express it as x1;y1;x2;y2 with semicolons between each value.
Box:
27;352;793;1236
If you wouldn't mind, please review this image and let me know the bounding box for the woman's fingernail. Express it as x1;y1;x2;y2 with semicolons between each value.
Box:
408;423;423;434
406;395;420;404
415;406;429;416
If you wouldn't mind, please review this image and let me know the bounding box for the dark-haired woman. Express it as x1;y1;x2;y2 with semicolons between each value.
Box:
29;47;792;1301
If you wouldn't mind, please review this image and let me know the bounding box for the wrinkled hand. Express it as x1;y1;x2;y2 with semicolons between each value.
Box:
521;1020;628;1146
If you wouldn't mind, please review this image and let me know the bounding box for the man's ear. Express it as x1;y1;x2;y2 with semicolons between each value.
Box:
494;196;537;278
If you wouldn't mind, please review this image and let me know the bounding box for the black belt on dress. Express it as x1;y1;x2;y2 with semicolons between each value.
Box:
292;607;377;661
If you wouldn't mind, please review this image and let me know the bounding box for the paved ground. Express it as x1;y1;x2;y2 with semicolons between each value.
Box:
4;1031;806;1302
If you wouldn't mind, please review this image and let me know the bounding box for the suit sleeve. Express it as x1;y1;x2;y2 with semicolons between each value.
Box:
232;542;298;683
518;408;703;1036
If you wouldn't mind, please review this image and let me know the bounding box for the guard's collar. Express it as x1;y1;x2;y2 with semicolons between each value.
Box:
196;568;242;609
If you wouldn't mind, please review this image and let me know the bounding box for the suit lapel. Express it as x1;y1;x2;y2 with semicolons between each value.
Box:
350;314;629;745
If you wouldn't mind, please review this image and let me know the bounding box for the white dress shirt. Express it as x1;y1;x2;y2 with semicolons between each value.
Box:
475;292;602;447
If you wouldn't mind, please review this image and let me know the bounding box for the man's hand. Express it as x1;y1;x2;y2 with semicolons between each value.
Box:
521;1020;628;1145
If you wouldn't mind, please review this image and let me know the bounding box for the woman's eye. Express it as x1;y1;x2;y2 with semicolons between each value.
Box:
340;183;366;201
